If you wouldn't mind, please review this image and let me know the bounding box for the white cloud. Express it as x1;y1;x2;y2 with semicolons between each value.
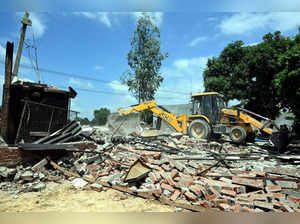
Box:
208;17;217;22
217;0;300;12
73;12;112;27
106;80;136;110
69;77;94;89
29;12;47;38
132;12;164;26
94;65;103;71
172;57;209;74
248;42;259;46
220;12;300;35
188;36;207;47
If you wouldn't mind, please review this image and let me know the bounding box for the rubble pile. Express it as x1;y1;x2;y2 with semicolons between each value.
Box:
0;131;300;212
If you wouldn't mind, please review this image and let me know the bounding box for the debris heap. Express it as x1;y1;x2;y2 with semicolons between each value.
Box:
0;127;300;212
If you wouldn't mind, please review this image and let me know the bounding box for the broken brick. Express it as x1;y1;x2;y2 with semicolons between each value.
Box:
184;191;197;201
170;169;179;179
174;176;180;182
205;193;217;201
149;172;160;183
232;177;264;189
168;158;185;172
265;185;281;193
288;195;300;203
271;192;286;201
199;200;211;208
241;207;256;213
219;203;231;212
160;170;176;186
190;185;206;197
161;183;175;192
161;164;171;171
254;201;274;210
170;190;181;201
221;189;236;197
87;164;100;172
230;204;241;212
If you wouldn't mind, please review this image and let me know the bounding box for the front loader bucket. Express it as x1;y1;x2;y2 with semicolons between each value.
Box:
269;131;289;152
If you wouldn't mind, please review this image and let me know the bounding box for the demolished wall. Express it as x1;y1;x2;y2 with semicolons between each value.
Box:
153;104;191;133
106;112;140;136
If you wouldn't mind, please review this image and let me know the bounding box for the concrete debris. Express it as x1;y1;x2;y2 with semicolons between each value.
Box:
0;129;300;213
71;178;88;189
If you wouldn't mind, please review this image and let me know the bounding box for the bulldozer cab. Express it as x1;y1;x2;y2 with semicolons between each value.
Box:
191;92;226;124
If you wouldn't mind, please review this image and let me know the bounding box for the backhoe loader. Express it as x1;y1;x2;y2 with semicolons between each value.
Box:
119;92;289;150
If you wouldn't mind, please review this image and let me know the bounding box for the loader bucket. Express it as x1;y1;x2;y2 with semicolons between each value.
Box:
269;131;289;152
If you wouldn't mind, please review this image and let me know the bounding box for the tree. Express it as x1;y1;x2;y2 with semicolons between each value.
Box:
122;13;168;103
91;107;110;126
274;30;300;133
203;31;293;119
76;117;90;125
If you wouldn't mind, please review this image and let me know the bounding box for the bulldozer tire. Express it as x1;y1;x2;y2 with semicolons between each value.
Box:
189;119;211;139
230;126;247;144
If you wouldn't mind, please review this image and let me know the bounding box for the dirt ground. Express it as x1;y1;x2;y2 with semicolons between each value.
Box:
0;181;176;212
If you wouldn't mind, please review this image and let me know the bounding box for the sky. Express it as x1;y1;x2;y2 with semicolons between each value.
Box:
0;7;299;119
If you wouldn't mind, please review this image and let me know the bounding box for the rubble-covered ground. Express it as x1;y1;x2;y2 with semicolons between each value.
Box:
0;125;300;212
0;181;176;212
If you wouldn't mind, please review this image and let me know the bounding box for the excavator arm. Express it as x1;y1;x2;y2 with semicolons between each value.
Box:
222;109;273;135
119;100;188;133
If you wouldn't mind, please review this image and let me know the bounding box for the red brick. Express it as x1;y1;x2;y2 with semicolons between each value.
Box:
293;208;300;213
149;172;159;183
179;174;194;186
230;204;241;212
250;194;268;202
170;190;181;201
87;164;99;172
199;200;211;208
170;169;179;179
265;185;281;193
205;193;217;201
241;207;256;213
211;199;228;207
161;183;175;192
232;177;264;189
160;170;176;186
184;191;197;201
141;151;161;160
221;189;236;197
190;185;205;197
251;170;265;177
219;203;231;212
174;177;180;182
160;179;168;184
162;164;171;171
288;195;300;203
271;192;285;200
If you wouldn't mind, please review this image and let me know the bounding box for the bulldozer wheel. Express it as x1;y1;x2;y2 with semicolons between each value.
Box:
188;119;211;139
230;126;247;144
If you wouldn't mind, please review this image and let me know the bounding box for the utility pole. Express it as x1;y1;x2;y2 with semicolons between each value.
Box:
1;42;14;142
12;11;32;78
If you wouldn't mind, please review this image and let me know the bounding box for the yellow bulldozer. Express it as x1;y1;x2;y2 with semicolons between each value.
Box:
119;92;289;149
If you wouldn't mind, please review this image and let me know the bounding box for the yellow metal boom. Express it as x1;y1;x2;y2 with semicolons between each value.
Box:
119;100;188;134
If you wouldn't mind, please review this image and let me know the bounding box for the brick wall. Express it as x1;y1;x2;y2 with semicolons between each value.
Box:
0;146;23;167
0;141;98;167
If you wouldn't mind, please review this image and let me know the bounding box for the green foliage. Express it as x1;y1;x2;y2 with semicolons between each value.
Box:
140;110;153;125
76;117;90;125
122;13;168;103
91;107;111;126
204;31;298;120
